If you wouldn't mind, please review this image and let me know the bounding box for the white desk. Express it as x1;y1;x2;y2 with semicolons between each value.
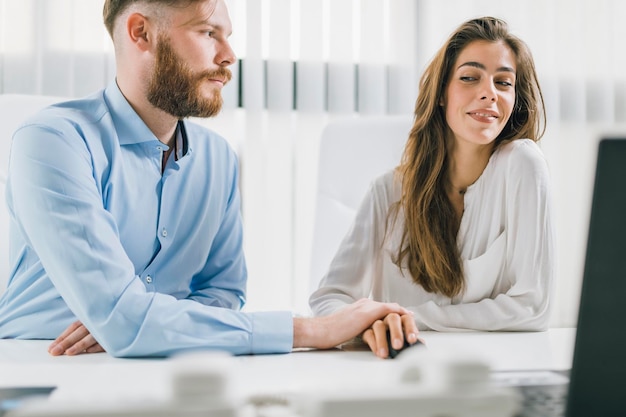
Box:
417;328;574;371
0;328;575;406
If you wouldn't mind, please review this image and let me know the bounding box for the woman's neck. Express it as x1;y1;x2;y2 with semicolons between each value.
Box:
447;141;494;194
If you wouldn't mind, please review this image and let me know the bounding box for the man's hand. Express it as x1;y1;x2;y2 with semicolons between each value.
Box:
48;321;104;356
361;312;420;358
293;298;413;350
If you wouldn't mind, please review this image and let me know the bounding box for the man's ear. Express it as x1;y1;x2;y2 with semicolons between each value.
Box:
126;13;153;51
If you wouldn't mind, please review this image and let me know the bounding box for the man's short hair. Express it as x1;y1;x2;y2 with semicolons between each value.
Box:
103;0;200;38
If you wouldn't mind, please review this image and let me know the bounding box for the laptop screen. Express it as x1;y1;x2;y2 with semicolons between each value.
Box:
566;138;626;417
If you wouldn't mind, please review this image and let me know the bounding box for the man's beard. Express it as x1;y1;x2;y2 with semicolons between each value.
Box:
147;36;232;119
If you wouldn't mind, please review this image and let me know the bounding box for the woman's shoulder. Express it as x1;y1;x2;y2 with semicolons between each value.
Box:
495;138;548;170
365;169;402;206
488;139;551;190
371;168;400;192
371;168;396;184
497;138;544;158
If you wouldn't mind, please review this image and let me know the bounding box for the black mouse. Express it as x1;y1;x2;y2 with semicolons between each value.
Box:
386;330;422;359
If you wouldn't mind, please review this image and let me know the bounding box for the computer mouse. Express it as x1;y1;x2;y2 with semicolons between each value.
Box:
386;330;422;359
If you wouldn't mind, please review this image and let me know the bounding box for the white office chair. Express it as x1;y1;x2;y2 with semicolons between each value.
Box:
0;94;67;295
309;115;414;293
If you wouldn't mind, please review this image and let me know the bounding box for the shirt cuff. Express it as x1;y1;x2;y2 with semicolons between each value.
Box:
247;310;293;354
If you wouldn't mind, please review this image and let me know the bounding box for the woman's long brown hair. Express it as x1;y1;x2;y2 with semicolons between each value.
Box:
391;17;546;298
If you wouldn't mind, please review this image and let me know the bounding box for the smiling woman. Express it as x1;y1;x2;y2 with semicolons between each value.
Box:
309;17;554;359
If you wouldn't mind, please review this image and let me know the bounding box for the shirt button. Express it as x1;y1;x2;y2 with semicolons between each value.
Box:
146;275;153;284
162;228;168;237
156;146;163;151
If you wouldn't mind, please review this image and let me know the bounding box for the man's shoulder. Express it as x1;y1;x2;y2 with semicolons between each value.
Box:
23;90;108;132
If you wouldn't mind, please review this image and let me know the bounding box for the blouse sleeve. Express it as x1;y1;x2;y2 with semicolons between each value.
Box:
309;172;395;316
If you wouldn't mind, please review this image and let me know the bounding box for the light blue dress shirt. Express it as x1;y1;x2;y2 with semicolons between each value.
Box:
0;81;293;357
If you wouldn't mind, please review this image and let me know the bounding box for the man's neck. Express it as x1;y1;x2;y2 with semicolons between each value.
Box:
116;78;178;145
132;100;178;146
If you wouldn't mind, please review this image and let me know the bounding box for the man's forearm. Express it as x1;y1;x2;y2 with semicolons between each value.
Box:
292;317;313;348
292;299;411;350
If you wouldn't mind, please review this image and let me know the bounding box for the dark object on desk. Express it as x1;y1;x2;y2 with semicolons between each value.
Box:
0;386;56;416
386;330;421;359
495;370;569;417
562;138;626;417
505;138;626;417
517;378;569;417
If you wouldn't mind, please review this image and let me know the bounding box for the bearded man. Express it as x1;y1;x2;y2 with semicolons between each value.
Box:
0;0;412;357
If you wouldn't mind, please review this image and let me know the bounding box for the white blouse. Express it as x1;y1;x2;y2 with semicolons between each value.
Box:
309;139;556;331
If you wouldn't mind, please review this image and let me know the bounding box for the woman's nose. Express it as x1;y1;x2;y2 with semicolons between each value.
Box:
480;81;497;102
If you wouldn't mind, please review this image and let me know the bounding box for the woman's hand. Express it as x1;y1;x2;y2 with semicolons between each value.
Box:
48;321;104;356
361;312;419;358
293;298;412;350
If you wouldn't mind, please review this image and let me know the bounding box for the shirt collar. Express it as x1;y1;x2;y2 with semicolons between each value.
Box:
103;80;171;148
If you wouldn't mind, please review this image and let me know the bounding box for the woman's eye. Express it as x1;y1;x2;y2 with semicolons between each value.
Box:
497;80;513;87
460;76;476;82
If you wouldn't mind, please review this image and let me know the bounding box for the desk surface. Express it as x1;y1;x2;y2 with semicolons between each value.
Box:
0;328;575;407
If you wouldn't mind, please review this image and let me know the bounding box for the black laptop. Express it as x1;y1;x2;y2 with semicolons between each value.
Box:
496;138;626;417
563;137;626;416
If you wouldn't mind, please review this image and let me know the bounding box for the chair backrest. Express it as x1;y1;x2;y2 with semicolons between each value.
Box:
309;115;413;293
0;94;67;295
